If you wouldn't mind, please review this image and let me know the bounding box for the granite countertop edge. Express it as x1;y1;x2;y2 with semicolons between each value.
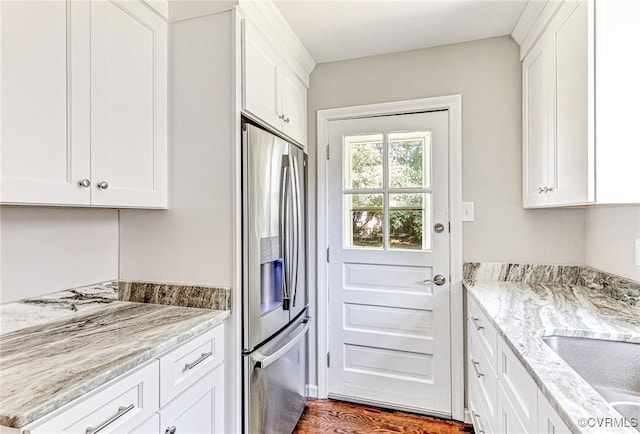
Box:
1;308;230;428
0;282;231;429
463;279;640;434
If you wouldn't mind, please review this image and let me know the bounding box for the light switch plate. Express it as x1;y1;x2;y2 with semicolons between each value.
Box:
462;202;475;222
636;239;640;266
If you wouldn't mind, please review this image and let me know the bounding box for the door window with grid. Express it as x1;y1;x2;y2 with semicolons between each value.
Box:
343;130;432;250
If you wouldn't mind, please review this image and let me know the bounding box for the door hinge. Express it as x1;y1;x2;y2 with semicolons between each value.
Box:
326;144;330;160
327;352;331;367
326;247;330;263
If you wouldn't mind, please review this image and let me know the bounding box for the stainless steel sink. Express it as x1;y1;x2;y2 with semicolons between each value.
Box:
543;336;640;429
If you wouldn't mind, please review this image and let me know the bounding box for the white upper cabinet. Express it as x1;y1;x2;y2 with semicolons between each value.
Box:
242;21;283;130
90;0;167;208
281;68;308;145
1;1;91;205
522;37;550;207
515;0;640;208
0;0;167;209
594;0;640;203
240;10;313;147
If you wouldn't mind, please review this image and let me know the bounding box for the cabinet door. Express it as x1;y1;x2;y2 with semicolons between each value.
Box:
160;366;224;434
281;68;308;145
537;391;571;434
90;0;167;208
242;20;282;130
522;36;549;208
497;384;531;434
547;1;593;205
0;0;91;205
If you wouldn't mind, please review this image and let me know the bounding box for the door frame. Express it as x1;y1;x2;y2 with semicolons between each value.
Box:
316;95;464;421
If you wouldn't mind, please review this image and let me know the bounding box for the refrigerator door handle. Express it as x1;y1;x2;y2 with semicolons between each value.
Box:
290;154;301;307
280;155;291;309
252;319;310;369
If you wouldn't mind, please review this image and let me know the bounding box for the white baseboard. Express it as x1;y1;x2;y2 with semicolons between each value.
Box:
463;408;472;424
305;384;318;398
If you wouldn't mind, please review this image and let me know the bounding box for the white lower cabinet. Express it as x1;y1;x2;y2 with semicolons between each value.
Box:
131;414;161;434
537;390;572;434
497;384;530;434
27;361;160;434
467;293;571;434
160;366;224;434
20;325;224;434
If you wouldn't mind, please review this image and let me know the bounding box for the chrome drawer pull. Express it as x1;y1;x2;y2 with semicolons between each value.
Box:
471;316;484;330
473;412;486;434
85;404;135;434
183;351;212;372
471;358;485;378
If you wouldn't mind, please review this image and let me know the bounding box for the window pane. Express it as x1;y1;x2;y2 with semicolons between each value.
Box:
389;193;431;250
344;134;383;189
388;131;430;188
344;193;383;248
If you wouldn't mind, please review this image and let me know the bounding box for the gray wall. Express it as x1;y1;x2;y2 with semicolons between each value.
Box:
0;206;118;303
587;205;640;281
119;13;234;288
307;35;585;270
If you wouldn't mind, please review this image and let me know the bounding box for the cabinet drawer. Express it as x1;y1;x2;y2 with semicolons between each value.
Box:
467;294;498;370
468;327;498;434
497;337;537;433
27;361;159;434
469;380;496;434
159;324;224;406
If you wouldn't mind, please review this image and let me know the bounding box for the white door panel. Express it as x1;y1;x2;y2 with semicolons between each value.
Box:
327;111;451;416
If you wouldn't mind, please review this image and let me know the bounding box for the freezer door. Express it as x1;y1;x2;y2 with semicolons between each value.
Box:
244;313;309;434
288;145;308;321
243;123;291;350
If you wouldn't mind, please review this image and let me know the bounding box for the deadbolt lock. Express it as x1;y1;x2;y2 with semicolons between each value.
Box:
433;275;446;286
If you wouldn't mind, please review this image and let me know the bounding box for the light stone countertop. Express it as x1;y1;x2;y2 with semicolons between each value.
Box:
465;279;640;434
0;282;230;428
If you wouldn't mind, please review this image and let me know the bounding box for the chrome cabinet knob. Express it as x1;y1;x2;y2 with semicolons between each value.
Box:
97;181;109;190
433;275;446;286
78;179;91;188
279;114;285;120
165;426;176;434
538;187;544;194
284;117;290;123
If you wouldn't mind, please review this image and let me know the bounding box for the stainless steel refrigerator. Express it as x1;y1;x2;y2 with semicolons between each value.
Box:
241;119;309;434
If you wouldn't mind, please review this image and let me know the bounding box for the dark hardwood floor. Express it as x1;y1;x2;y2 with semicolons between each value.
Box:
293;399;474;434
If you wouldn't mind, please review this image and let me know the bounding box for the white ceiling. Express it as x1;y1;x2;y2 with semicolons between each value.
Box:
274;0;527;64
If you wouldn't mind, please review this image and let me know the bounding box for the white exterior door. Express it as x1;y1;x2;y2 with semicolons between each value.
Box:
327;111;452;417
